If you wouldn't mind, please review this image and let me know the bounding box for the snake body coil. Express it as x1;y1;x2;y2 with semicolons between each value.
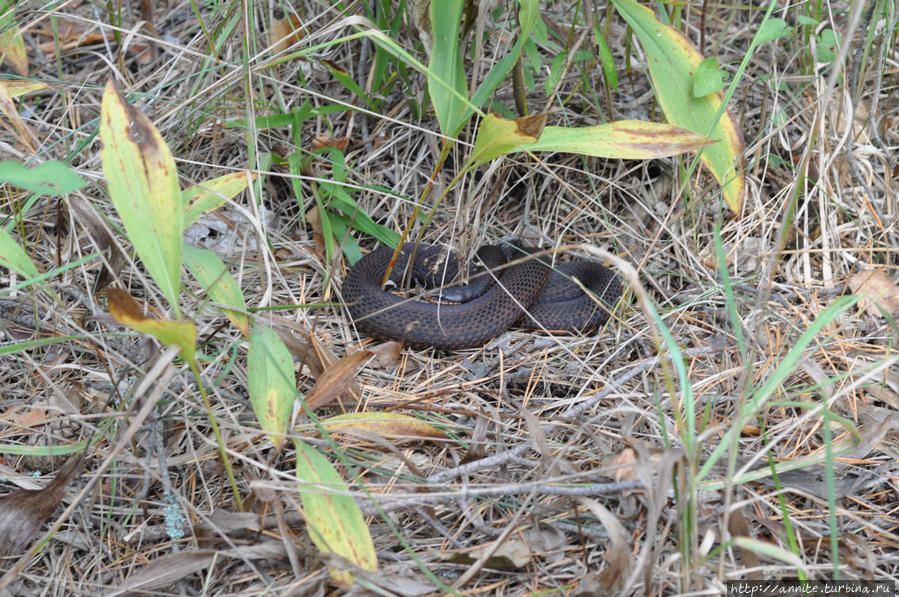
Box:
342;243;621;350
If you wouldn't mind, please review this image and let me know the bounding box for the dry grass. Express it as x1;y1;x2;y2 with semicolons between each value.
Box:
0;1;897;595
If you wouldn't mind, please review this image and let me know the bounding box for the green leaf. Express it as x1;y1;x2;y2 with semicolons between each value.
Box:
593;22;619;91
247;324;295;445
756;18;793;45
0;160;86;195
182;244;249;336
428;0;467;136
611;0;746;214
0;226;39;279
815;29;840;64
693;57;728;98
294;439;377;588
99;78;183;316
469;0;539;112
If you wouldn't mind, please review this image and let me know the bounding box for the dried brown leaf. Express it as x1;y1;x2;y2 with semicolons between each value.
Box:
304;350;371;410
0;454;84;558
108;542;288;596
848;270;899;318
578;498;633;593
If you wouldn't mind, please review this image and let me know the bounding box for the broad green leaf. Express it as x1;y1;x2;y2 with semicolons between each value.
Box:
182;244;249;336
100;78;183;316
294;439;377;588
523;120;714;160
611;0;745;213
428;0;467;136
0;227;39;279
320;412;446;441
247;324;295;445
183;171;257;228
693;57;728;98
108;288;197;367
469;112;547;166
757;18;793;45
0;160;86;195
815;29;840;64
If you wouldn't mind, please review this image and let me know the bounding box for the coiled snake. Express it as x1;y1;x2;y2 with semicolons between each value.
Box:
342;242;621;350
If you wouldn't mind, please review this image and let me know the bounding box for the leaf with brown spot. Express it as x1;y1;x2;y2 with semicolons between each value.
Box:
469;112;547;166
247;324;295;446
269;13;305;54
0;454;84;558
848;270;899;318
100;78;183;315
320;412;446;441
294;439;377;588
304;350;371;411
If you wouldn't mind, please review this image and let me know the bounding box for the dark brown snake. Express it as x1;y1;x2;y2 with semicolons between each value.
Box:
342;242;621;350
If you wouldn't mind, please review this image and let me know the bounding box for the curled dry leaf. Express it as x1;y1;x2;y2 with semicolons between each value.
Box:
0;454;84;558
579;497;633;593
304;350;372;411
848;270;899;318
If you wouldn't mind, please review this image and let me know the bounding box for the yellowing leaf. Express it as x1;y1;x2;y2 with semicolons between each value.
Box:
247;324;295;445
611;0;746;213
107;289;196;366
100;78;183;316
0;23;27;76
2;80;48;98
294;439;377;588
469;112;548;166
182;171;257;228
525;121;715;159
182;244;249;336
0;77;35;150
321;412;446;441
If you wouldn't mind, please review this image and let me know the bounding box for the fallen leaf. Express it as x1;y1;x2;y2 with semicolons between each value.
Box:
579;497;633;593
612;448;638;482
270;13;305;54
848;270;899;318
108;542;288;596
320;412;446;441
0;454;84;558
304;350;371;411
